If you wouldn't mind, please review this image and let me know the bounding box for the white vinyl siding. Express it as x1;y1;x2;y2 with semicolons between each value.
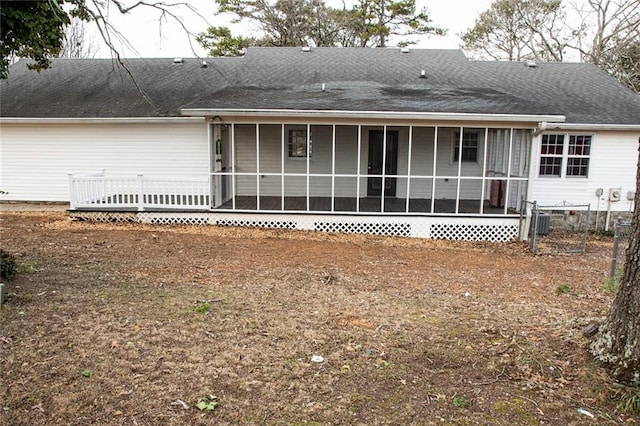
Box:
531;131;637;212
0;122;208;202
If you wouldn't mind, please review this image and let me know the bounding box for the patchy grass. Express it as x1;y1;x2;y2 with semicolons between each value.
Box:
0;211;633;425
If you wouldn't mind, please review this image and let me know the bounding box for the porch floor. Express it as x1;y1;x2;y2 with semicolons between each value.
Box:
214;196;508;214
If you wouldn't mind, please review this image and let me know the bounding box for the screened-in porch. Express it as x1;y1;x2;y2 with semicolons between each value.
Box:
210;123;532;216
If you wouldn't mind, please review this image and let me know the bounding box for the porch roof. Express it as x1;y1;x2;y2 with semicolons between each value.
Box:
2;48;640;125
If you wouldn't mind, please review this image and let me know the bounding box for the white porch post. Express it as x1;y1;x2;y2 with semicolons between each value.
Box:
68;172;77;210
356;125;362;212
306;123;311;211
523;130;541;239
405;126;413;213
480;128;489;214
331;125;336;212
504;128;514;215
231;123;236;210
256;123;261;211
214;123;223;208
381;125;387;212
137;173;145;211
455;127;463;214
431;126;438;214
281;124;285;210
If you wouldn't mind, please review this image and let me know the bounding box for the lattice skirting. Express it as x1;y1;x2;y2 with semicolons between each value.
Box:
68;211;520;242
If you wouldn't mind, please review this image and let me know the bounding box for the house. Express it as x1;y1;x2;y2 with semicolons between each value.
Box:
1;48;639;241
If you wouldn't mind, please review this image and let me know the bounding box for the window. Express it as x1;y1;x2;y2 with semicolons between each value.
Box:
539;134;591;178
453;132;479;162
539;134;564;176
566;135;591;176
288;129;311;158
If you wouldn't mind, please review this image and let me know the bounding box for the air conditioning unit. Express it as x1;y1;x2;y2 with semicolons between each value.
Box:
530;212;550;236
627;191;636;201
609;188;621;202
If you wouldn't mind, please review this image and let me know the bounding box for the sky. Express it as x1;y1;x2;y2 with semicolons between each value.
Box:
92;0;495;58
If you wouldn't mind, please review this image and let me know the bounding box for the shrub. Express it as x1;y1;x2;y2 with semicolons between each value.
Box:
0;249;17;281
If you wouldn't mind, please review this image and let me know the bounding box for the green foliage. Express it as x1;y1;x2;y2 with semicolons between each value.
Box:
452;395;468;408
194;301;210;313
200;0;445;54
0;0;94;78
556;284;572;294
195;394;219;412
1;1;68;78
620;388;640;414
0;249;18;281
602;277;620;293
18;260;38;274
197;26;253;57
81;369;93;378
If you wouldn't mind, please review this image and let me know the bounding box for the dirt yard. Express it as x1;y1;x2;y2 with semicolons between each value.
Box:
0;211;636;425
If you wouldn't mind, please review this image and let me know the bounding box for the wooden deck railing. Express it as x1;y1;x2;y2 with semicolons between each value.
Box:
68;170;210;211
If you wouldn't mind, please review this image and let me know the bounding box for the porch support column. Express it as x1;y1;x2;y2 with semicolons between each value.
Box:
504;128;514;215
523;130;540;239
281;124;285;211
356;125;362;212
231;123;236;210
256;124;261;211
405;126;413;213
479;127;489;214
212;122;223;208
381;125;387;213
207;122;214;208
455;126;463;214
331;125;336;212
431;126;438;214
306;124;311;211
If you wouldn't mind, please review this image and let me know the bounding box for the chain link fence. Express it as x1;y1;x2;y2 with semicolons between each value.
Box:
521;201;591;254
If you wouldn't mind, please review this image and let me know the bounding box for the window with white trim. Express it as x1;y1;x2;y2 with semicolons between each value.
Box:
539;133;591;177
288;129;311;158
566;135;591;176
453;132;479;162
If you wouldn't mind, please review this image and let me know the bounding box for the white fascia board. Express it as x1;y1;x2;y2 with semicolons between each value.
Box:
538;122;640;132
181;108;566;124
0;117;205;124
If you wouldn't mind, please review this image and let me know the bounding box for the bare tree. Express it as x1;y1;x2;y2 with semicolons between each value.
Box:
461;0;640;92
460;0;570;62
59;16;98;58
571;0;640;92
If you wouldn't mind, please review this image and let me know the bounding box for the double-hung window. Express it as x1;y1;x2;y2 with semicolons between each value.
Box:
539;134;591;178
288;129;311;158
566;135;591;176
453;132;479;162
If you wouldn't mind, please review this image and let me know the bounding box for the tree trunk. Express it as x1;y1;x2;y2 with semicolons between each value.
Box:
591;138;640;384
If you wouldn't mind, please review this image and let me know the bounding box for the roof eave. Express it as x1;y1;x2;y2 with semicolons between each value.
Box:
180;108;567;123
0;117;203;124
538;122;640;132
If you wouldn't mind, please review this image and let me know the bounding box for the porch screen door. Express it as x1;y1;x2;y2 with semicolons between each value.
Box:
367;130;398;197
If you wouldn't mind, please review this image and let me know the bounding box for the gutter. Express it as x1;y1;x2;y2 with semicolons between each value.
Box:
180;108;567;124
0;117;204;124
536;122;640;134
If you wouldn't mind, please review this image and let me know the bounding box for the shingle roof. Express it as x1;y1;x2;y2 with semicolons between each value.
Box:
2;47;639;124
